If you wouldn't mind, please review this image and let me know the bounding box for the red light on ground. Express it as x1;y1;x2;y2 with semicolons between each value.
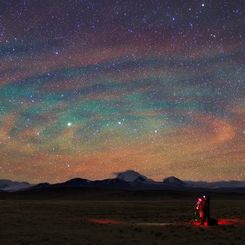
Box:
217;218;245;225
87;218;125;225
191;218;245;227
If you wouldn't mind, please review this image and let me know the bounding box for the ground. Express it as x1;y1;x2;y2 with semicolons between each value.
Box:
0;190;244;244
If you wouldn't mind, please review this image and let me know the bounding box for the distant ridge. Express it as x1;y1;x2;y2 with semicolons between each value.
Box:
1;170;245;192
0;179;32;192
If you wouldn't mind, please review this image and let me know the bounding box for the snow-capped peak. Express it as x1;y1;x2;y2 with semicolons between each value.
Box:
115;170;151;183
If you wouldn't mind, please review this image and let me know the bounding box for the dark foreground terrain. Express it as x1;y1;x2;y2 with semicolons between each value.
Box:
0;189;244;245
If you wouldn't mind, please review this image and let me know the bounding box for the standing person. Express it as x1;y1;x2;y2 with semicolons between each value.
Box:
195;197;205;224
198;197;205;225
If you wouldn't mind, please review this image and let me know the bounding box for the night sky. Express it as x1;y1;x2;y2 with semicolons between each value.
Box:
0;0;244;183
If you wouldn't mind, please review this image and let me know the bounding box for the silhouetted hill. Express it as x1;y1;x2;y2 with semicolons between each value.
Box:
0;179;32;192
163;176;186;186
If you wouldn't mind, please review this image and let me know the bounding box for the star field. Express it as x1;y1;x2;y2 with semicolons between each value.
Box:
0;0;244;183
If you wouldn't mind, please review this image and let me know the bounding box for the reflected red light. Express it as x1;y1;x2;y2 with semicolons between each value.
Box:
191;218;245;227
87;218;125;225
217;218;245;225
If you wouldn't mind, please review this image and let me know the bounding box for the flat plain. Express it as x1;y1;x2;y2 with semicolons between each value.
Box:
0;189;244;245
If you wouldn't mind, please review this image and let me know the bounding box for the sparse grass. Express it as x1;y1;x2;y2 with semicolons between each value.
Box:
0;195;244;244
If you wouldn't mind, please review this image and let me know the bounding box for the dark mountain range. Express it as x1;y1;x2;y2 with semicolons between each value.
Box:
1;170;245;193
